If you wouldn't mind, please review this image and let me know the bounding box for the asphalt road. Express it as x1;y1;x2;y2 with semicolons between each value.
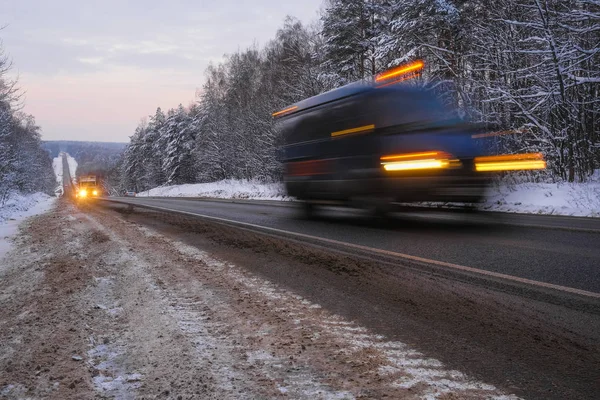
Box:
101;196;600;295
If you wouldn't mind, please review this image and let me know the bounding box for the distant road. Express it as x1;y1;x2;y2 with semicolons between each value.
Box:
101;196;600;295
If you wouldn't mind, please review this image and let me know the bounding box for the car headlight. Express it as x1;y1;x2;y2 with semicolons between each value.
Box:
92;190;98;196
79;189;87;197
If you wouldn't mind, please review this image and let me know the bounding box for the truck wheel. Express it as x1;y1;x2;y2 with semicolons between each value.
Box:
301;201;316;219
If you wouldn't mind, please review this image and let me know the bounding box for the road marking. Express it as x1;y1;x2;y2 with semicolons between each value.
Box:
103;199;600;300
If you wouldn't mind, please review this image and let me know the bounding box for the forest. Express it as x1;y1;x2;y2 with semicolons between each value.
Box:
117;0;600;193
0;43;55;204
16;0;600;194
43;141;126;178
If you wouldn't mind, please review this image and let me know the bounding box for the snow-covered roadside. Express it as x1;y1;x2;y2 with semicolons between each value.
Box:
53;152;78;184
52;156;63;185
67;153;77;181
138;179;600;217
52;152;78;196
0;193;56;259
137;179;289;200
483;182;600;217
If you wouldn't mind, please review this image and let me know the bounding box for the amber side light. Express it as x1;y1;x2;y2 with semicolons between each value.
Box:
272;106;298;118
474;153;546;172
380;151;460;172
381;151;446;161
375;60;424;82
331;124;375;137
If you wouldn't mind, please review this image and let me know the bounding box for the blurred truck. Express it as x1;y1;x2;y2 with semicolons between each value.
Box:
273;60;546;214
76;175;101;198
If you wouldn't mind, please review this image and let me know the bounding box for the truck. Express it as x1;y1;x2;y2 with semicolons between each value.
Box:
273;61;546;215
76;175;101;198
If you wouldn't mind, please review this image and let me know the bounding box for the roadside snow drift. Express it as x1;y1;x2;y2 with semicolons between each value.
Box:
52;152;78;193
52;156;63;185
139;179;599;217
67;154;78;182
483;182;600;217
0;192;56;259
138;179;288;200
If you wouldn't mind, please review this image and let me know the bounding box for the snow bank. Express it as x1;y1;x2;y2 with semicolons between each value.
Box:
67;154;77;181
137;179;289;200
0;193;56;259
483;182;600;217
52;156;63;185
52;152;77;195
139;179;600;217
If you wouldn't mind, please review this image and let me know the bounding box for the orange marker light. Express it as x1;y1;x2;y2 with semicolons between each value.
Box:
383;159;450;171
381;151;445;161
331;124;375;137
375;60;424;82
272;106;298;118
474;153;546;172
380;151;459;172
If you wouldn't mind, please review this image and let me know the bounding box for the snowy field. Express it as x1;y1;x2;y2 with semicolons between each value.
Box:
138;179;600;217
0;192;56;259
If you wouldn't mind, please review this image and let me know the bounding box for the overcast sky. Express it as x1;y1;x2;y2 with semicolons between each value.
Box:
1;0;323;142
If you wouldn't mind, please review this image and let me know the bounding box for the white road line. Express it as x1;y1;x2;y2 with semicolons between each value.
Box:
104;199;600;300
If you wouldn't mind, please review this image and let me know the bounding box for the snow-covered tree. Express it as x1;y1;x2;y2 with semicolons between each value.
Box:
115;3;599;186
0;40;54;203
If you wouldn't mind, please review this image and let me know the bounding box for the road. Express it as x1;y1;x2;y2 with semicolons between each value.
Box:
12;188;593;399
90;196;600;399
103;196;600;294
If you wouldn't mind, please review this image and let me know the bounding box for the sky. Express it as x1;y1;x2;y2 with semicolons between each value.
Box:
1;0;323;142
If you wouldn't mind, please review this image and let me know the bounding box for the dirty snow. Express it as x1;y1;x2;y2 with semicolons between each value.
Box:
161;234;520;399
0;192;56;259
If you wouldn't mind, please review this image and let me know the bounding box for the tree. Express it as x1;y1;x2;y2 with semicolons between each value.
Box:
0;39;55;203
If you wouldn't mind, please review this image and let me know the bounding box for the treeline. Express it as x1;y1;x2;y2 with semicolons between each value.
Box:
0;44;55;204
117;0;600;192
43;141;126;178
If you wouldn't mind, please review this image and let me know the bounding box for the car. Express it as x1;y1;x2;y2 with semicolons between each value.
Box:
125;191;136;197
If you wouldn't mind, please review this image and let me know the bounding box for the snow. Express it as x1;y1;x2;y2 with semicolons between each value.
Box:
0;192;56;259
161;233;520;399
52;152;78;192
483;182;600;217
67;153;78;183
138;179;599;217
52;156;63;185
137;179;289;200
